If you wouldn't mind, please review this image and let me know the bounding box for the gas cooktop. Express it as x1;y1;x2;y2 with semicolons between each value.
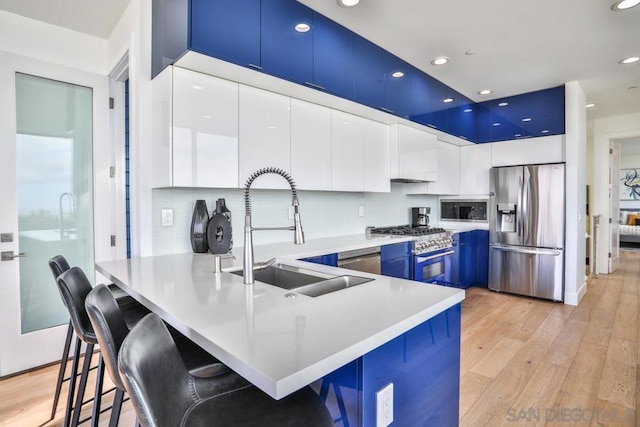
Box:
369;225;446;236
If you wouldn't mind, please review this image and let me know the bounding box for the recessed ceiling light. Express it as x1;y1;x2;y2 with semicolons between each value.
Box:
498;102;509;107
620;56;640;64
586;103;596;108
464;108;473;113
203;115;212;119
294;23;310;33
611;0;640;10
192;85;203;90
431;57;449;66
541;130;550;134
337;0;360;7
391;71;405;78
443;98;454;103
492;122;501;126
478;89;492;95
522;117;532;122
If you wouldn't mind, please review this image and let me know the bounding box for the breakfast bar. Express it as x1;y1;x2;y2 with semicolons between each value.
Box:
96;236;464;426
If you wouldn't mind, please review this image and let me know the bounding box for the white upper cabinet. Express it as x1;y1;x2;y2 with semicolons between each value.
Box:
152;66;239;188
491;135;564;167
290;99;332;191
239;85;291;189
332;110;364;192
459;143;492;195
395;124;439;182
172;67;239;188
363;120;391;192
426;141;460;195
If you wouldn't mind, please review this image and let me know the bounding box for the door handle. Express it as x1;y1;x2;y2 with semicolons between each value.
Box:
1;251;27;261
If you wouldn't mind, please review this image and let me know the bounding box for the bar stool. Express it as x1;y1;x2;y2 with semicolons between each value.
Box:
48;256;145;425
118;313;333;427
85;284;231;426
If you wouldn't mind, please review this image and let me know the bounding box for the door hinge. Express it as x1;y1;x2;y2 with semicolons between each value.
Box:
609;252;612;258
109;166;115;178
110;235;116;247
609;218;612;223
109;97;114;109
610;148;613;155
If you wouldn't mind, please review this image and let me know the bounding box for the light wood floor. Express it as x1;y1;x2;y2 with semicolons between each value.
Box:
1;252;638;427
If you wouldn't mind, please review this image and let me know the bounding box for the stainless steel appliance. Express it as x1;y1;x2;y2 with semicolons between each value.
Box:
369;225;454;283
337;246;381;274
489;163;565;301
440;200;488;222
411;207;430;227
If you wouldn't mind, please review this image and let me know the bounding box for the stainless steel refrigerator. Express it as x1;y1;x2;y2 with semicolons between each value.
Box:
488;163;565;301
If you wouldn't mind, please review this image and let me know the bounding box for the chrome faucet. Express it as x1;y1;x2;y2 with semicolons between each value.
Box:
243;167;305;284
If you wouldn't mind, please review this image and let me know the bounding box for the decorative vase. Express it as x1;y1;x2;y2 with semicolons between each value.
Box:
214;198;232;251
190;200;209;253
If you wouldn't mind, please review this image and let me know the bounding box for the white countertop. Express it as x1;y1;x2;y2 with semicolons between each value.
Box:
96;234;464;399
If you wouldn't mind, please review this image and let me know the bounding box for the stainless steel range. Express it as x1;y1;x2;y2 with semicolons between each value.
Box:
370;225;455;284
369;225;452;255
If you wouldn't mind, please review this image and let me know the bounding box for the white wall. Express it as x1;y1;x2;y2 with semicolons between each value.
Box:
152;185;438;255
593;112;640;273
563;81;587;306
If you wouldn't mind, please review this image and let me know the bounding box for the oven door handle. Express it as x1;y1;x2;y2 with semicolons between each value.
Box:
415;250;455;262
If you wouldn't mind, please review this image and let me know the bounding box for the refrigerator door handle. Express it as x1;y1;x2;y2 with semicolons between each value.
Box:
491;244;562;256
522;168;529;242
517;173;524;239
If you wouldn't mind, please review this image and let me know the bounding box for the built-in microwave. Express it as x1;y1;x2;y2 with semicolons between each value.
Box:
440;199;488;222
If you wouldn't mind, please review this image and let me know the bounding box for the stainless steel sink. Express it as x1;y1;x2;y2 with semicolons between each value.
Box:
230;263;373;296
293;275;373;297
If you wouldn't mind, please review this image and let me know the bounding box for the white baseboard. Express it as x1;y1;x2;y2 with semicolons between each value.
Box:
564;279;587;306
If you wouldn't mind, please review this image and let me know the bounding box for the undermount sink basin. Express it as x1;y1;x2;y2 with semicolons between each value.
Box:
230;263;373;297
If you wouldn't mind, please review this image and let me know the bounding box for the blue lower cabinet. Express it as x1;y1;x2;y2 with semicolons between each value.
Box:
315;304;461;426
189;0;261;68
301;253;338;267
475;230;489;287
449;231;477;289
381;242;412;279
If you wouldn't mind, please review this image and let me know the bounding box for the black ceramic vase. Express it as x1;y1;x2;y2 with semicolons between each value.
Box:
190;200;209;253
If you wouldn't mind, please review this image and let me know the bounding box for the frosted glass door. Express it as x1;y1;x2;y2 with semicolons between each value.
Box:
15;73;94;333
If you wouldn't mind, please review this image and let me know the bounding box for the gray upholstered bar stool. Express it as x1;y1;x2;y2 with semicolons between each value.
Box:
85;284;231;426
119;313;333;427
48;256;147;426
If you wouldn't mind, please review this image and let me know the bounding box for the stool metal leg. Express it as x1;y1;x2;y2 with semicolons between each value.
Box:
51;321;73;420
108;388;125;427
71;343;94;427
90;354;105;427
64;337;82;427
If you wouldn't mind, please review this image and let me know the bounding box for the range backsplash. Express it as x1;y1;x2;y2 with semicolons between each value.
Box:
152;184;437;255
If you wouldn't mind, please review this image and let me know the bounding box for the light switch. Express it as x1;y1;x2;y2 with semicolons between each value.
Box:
1;233;13;243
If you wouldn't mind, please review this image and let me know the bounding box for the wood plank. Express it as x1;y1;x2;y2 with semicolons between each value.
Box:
610;292;638;343
597;338;637;409
470;336;525;379
459;372;493;418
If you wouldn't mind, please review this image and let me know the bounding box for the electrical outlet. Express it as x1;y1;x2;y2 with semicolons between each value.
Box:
376;383;393;427
358;205;365;217
161;209;174;227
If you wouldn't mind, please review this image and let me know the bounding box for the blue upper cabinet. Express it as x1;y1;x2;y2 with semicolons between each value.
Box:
155;0;566;143
189;0;261;69
475;85;565;143
312;13;354;99
261;0;314;83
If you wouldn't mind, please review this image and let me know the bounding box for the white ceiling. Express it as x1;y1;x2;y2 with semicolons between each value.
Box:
1;0;638;125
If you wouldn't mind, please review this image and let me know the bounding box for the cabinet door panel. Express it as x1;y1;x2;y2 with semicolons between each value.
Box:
190;0;261;68
363;120;390;192
398;125;438;182
261;0;313;84
172;68;239;188
331;110;363;191
459;143;491;195
291;99;332;190
490;135;564;167
428;142;459;195
312;13;354;98
239;86;291;189
352;34;386;110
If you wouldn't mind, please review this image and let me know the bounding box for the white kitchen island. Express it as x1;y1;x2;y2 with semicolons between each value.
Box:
96;235;465;426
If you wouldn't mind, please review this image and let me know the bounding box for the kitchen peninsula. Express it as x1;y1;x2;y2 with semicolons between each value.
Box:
96;234;464;426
